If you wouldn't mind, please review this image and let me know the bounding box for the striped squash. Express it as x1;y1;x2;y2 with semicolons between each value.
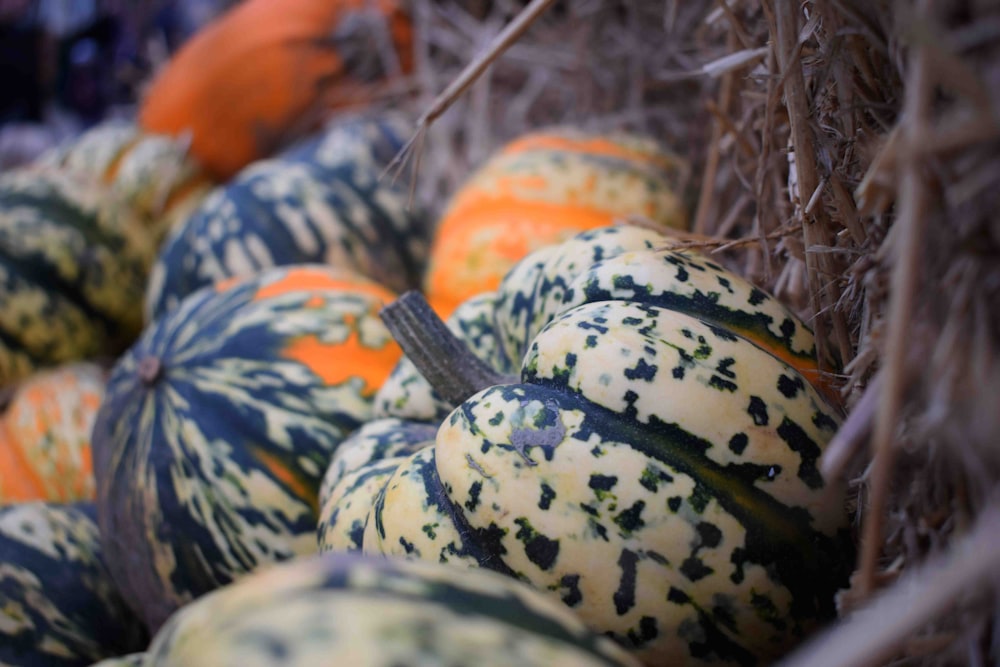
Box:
143;553;641;667
317;417;436;552
423;128;689;318
0;502;147;666
144;113;429;321
0;169;154;386
0;362;106;504
40;121;211;247
370;285;851;665
92;264;401;632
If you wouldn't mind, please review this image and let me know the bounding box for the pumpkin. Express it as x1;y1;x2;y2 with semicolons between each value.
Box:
92;264;401;632
0;502;147;666
369;279;851;665
143;553;641;667
423;127;689;318
138;0;415;181
144;112;429;321
0;362;107;504
317;417;436;552
493;225;835;402
0;169;155;386
374;290;515;422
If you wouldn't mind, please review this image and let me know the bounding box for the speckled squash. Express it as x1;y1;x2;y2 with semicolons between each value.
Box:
423;128;689;318
495;225;834;402
138;0;414;181
0;362;106;503
92;264;401;633
144;113;429;321
0;169;155;386
317;417;436;552
374;290;515;422
0;502;147;666
143;553;641;667
369;292;853;666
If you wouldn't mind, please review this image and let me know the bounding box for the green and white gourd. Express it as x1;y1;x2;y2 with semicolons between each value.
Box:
0;502;147;666
144;112;430;321
0;170;154;386
317;418;436;553
143;553;641;667
371;281;851;665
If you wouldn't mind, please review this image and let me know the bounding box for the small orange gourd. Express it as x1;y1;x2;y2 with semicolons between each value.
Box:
423;127;689;318
0;362;107;504
139;0;414;181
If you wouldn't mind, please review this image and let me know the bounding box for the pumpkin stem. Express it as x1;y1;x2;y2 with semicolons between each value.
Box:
137;356;163;386
380;291;510;405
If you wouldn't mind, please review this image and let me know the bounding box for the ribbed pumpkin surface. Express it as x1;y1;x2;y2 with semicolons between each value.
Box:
138;0;414;180
144;113;428;321
92;264;400;632
423;128;688;318
317;418;436;552
0;502;147;666
367;293;851;665
0;170;153;386
0;362;106;504
143;553;640;667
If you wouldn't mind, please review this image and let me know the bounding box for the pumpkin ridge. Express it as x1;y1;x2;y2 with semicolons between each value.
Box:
499;380;849;621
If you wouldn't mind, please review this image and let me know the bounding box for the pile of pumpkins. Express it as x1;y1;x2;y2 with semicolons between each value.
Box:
0;2;855;666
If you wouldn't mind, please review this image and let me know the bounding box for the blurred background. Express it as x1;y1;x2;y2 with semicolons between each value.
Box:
0;0;237;166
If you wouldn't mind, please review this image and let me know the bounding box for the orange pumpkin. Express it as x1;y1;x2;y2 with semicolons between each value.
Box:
423;128;689;318
0;362;107;504
139;0;415;181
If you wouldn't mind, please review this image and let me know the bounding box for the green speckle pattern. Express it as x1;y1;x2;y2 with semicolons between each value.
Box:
317;418;436;553
367;300;850;666
495;225;673;366
0;503;147;666
144;553;640;667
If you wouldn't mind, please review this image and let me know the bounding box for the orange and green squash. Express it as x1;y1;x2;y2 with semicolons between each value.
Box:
0;362;106;504
138;0;415;181
92;264;401;632
423;128;689;318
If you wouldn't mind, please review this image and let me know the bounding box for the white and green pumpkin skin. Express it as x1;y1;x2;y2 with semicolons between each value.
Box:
374;290;514;422
0;503;147;667
143;553;640;667
144;112;430;321
366;300;851;666
317;418;437;553
92;264;399;633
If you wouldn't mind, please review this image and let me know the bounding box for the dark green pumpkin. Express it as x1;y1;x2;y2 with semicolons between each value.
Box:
144;112;430;321
143;553;640;667
93;264;402;633
0;502;147;666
